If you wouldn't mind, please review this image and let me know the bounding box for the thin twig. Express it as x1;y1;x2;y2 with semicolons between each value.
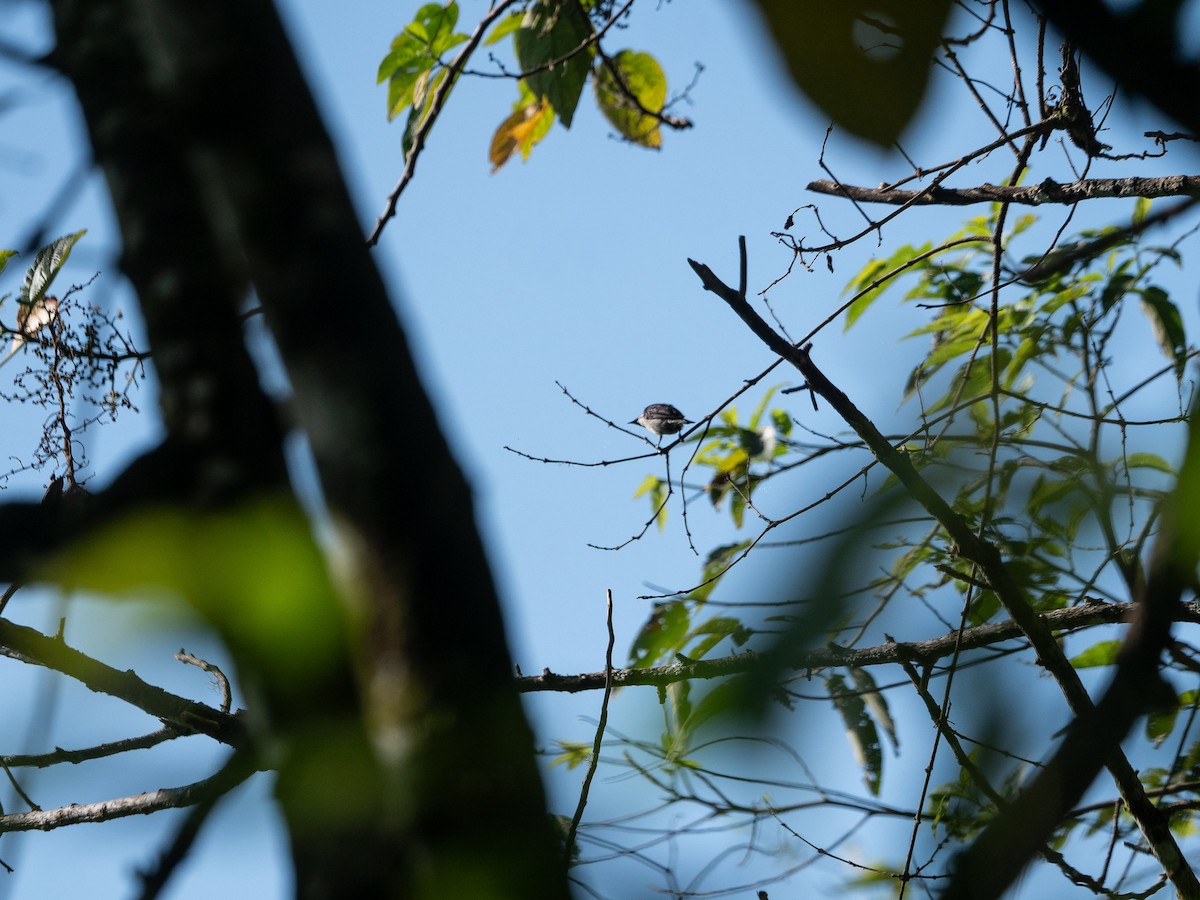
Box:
565;589;616;862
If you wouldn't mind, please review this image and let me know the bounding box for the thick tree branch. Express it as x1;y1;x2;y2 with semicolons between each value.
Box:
807;174;1200;206
518;600;1200;693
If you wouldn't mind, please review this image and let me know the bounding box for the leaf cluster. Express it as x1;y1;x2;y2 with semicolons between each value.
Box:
378;1;671;173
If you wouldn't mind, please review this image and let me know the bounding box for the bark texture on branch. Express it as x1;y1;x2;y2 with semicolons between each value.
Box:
807;174;1200;206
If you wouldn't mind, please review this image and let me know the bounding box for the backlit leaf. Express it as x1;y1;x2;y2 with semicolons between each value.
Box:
379;3;465;120
21;229;85;309
594;50;667;148
489;97;555;172
1069;639;1122;669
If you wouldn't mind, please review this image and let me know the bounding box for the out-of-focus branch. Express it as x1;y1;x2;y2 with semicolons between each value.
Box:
0;617;245;747
0;728;178;769
0;760;251;834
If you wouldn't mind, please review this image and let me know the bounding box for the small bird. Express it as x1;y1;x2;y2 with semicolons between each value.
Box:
631;403;692;447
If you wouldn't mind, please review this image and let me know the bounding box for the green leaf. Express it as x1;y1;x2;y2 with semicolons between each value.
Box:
686;615;750;660
770;408;793;437
484;11;522;45
1146;705;1177;748
51;497;349;688
400;67;455;157
594;50;667;148
749;0;953;145
1138;286;1187;381
1069;639;1122;668
851;667;899;752
1124;452;1174;475
730;489;746;529
379;3;465;120
1099;272;1136;313
689;542;750;603
844;242;932;329
550;740;593;769
747;385;784;430
0;249;16;279
21;229;86;310
633;473;668;531
514;0;595;129
629;600;690;667
1133;196;1151;226
1003;333;1043;391
828;673;883;795
680;676;753;735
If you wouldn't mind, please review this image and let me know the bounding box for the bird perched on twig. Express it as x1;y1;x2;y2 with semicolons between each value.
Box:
631;403;692;447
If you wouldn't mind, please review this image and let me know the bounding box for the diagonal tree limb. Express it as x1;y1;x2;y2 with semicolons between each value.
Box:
0;617;245;747
687;242;1199;899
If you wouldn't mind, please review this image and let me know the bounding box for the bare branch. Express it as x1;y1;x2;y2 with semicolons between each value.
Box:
806;174;1200;206
0;728;180;769
0;617;244;747
517;600;1199;694
0;760;253;834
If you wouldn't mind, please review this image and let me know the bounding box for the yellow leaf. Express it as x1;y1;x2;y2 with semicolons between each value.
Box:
489;99;553;172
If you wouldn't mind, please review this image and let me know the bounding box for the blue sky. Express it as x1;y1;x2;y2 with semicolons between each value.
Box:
1;1;1198;897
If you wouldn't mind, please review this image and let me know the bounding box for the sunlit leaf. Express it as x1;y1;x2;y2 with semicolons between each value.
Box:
594;50;667;148
489;97;555;172
633;473;669;531
550;740;593;769
845;242;932;329
1124;452;1174;475
770;408;793;437
21;229;85;310
484;10;522;45
1133;196;1151;226
379;3;465;120
401;67;455;157
687;615;750;661
1069;639;1122;669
